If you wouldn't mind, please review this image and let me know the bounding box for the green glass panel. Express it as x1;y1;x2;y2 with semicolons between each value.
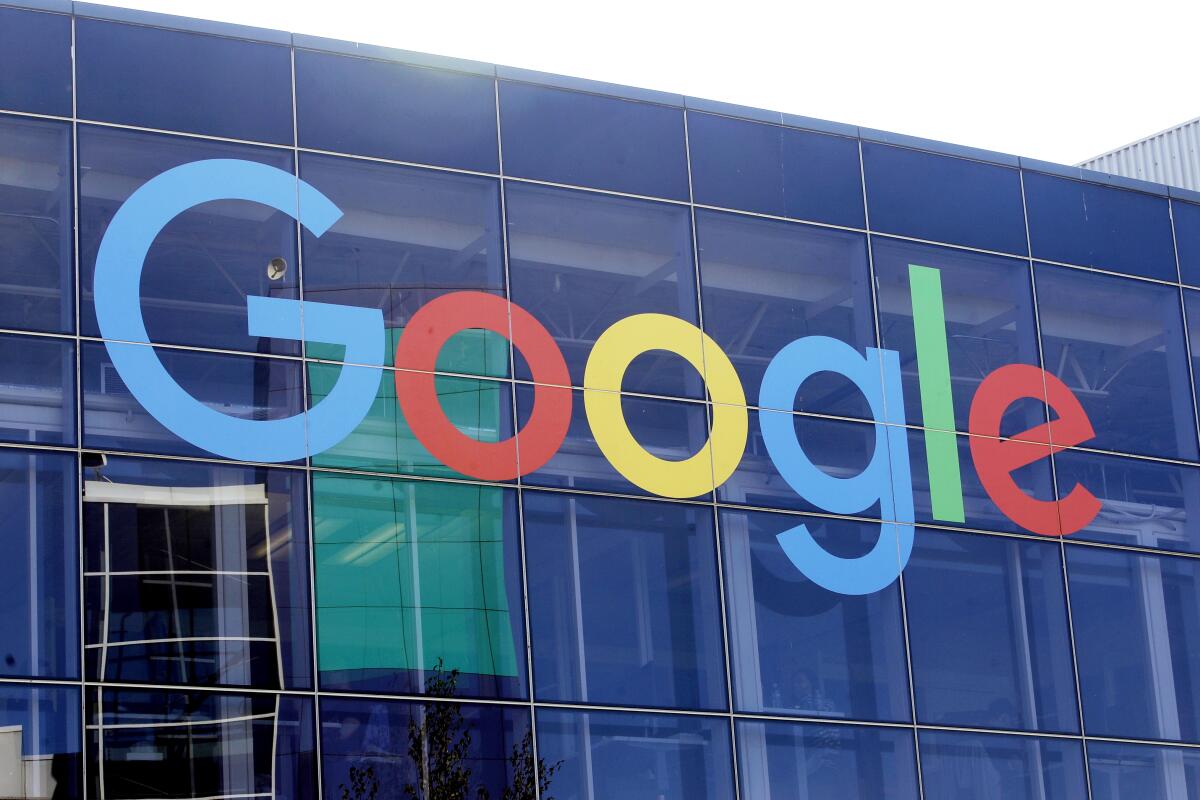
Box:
307;361;508;477
306;327;510;378
312;473;520;679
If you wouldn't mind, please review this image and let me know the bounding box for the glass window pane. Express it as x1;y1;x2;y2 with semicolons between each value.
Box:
89;688;315;800
1067;545;1200;742
506;183;701;397
81;342;305;461
0;115;73;334
0;334;75;446
904;528;1079;733
0;684;81;799
720;508;912;722
524;491;726;710
1175;199;1200;287
736;719;918;799
309;364;514;480
295;50;498;171
0;449;78;680
517;386;713;499
864;144;1027;254
1054;448;1200;554
499;82;688;200
0;9;71;116
1088;739;1200;798
312;473;526;699
1182;289;1200;436
688;113;864;227
697;209;875;419
536;708;734;800
81;455;312;690
299;152;507;376
918;730;1087;799
321;697;533;799
1035;265;1197;460
874;239;1043;434
1025;171;1176;281
75;19;294;144
79;126;300;356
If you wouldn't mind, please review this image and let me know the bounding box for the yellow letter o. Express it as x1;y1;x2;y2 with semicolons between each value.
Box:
583;314;747;498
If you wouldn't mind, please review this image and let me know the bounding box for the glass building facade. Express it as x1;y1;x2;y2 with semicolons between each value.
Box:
3;2;1200;798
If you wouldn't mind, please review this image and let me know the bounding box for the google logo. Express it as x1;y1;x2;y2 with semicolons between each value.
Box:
93;159;1102;596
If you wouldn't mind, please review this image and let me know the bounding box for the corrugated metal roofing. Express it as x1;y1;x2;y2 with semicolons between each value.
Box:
1080;116;1200;192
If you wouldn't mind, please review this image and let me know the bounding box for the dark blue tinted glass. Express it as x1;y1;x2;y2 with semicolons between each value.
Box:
321;697;531;799
81;342;305;461
688;113;864;226
1055;448;1200;554
736;719;918;799
499;81;688;199
0;115;73;333
312;474;527;700
919;730;1087;799
79;126;299;355
524;492;726;710
75;19;293;144
1175;199;1200;287
81;455;312;690
0;684;81;798
874;239;1043;434
536;708;734;800
1035;265;1197;460
299;152;506;375
721;413;886;516
908;430;1055;535
506;184;701;397
518;387;712;498
1068;545;1200;741
1025;171;1176;280
1088;740;1200;797
296;50;498;171
0;9;71;116
0;334;75;446
1183;289;1200;434
905;528;1078;733
89;688;315;800
864;144;1027;254
0;449;78;680
697;209;875;418
720;508;911;722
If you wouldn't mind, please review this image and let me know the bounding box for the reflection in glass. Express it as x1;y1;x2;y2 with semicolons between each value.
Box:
696;209;874;418
904;528;1079;733
309;363;512;479
0;449;77;680
720;508;911;722
0;684;80;800
874;239;1042;434
82;456;312;689
0;116;72;333
736;719;918;799
1054;448;1200;554
1068;546;1200;742
524;491;726;709
78;126;299;355
322;695;535;800
299;153;508;376
505;183;701;397
1088;739;1200;799
1034;265;1197;460
0;334;74;446
536;708;734;800
81;342;305;460
88;688;315;800
313;473;525;698
919;730;1087;799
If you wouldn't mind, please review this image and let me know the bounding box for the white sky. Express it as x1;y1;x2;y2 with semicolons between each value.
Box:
102;0;1196;166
